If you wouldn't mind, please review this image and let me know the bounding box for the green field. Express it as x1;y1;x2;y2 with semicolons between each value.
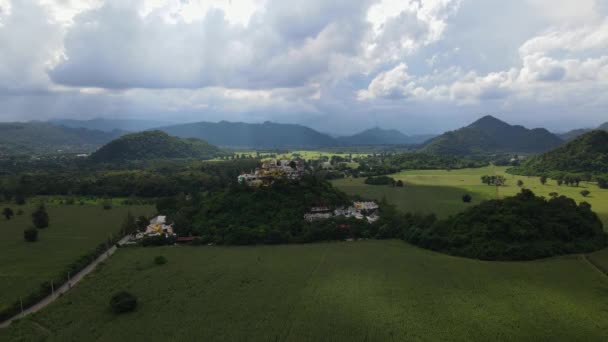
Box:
333;166;608;226
2;240;607;341
0;202;154;312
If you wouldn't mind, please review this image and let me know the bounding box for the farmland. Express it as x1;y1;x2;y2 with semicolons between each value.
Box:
2;240;607;341
333;166;608;226
0;201;154;313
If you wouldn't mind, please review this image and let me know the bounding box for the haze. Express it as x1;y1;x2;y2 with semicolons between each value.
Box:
0;0;607;134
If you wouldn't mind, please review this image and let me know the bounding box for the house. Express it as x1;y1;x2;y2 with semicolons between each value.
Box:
238;159;306;186
144;216;175;237
305;201;380;223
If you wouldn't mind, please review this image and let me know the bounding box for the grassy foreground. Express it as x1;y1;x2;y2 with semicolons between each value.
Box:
2;240;608;341
333;166;608;226
0;203;154;312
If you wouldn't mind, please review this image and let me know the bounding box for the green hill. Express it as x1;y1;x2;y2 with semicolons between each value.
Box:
89;131;224;163
0;122;122;155
420;115;563;155
511;130;608;175
158;121;337;148
558;122;608;141
337;127;433;145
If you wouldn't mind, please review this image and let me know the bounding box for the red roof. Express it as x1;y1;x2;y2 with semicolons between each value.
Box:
176;236;196;242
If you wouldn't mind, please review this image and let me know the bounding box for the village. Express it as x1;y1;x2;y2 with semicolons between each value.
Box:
238;158;306;186
304;201;380;224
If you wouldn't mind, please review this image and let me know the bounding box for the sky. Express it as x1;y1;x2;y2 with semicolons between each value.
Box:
0;0;607;134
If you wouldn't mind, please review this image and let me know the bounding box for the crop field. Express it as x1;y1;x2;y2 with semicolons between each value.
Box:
0;202;154;313
333;166;608;226
2;240;607;341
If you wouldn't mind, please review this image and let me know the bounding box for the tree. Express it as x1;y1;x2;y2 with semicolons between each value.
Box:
462;194;472;203
2;208;14;220
110;291;138;314
136;216;149;231
395;180;404;187
15;194;26;205
557;178;564;186
32;205;49;229
121;211;137;235
154;256;168;265
549;192;559;199
581;190;591;197
540;176;547;185
517;180;524;187
24;228;38;242
598;177;608;189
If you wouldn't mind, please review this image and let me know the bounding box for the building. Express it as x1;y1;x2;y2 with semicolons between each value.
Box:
304;201;380;223
239;159;306;186
144;216;175;237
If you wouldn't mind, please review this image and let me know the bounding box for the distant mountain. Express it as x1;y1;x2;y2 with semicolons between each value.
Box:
511;130;608;175
420;115;563;155
51;118;175;132
0;122;122;155
89;131;224;163
337;127;434;145
158;121;337;148
558;122;608;141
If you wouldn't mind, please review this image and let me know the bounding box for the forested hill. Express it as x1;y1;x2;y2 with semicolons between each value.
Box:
89;131;225;163
0;122;122;155
158;121;337;148
510;130;608;175
420;115;563;156
558;122;608;141
337;127;432;145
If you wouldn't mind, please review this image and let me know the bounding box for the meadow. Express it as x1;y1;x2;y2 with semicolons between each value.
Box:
0;201;154;313
2;240;607;341
333;166;608;226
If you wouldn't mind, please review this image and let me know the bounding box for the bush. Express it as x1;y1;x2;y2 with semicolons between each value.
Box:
154;256;168;265
581;190;591;197
364;176;396;186
102;200;113;210
110;291;138;314
462;194;472;203
31;205;49;229
24;228;38;242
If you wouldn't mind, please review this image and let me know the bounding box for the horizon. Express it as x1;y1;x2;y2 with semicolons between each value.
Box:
0;0;607;134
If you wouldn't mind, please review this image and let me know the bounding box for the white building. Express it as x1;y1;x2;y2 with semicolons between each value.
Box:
144;216;175;237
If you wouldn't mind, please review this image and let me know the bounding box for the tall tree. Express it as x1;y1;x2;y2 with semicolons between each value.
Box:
32;204;49;229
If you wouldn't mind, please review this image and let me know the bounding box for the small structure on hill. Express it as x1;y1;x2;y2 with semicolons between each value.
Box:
238;159;306;186
304;201;380;223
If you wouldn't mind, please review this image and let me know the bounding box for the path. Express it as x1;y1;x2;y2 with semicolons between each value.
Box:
0;235;131;329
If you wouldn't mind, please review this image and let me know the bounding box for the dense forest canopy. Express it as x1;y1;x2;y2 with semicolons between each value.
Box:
510;130;608;177
89;131;226;163
404;189;607;260
421;115;563;156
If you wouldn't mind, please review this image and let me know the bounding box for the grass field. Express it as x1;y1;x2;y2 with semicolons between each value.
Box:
2;240;607;341
333;166;608;226
0;202;154;313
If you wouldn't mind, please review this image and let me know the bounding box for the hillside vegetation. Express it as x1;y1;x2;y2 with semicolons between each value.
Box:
159;121;337;148
511;130;608;176
0;122;122;155
336;127;432;145
89;131;225;163
421;115;562;155
404;189;607;260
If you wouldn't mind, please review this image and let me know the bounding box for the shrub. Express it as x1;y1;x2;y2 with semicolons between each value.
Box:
581;190;591;197
110;291;138;314
24;228;38;242
102;200;113;210
364;176;396;186
462;194;472;203
154;256;168;265
31;205;49;229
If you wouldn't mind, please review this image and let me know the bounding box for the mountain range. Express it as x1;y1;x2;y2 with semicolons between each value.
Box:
0;122;122;155
51;118;176;133
558;122;608;141
420;115;563;155
336;127;434;146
